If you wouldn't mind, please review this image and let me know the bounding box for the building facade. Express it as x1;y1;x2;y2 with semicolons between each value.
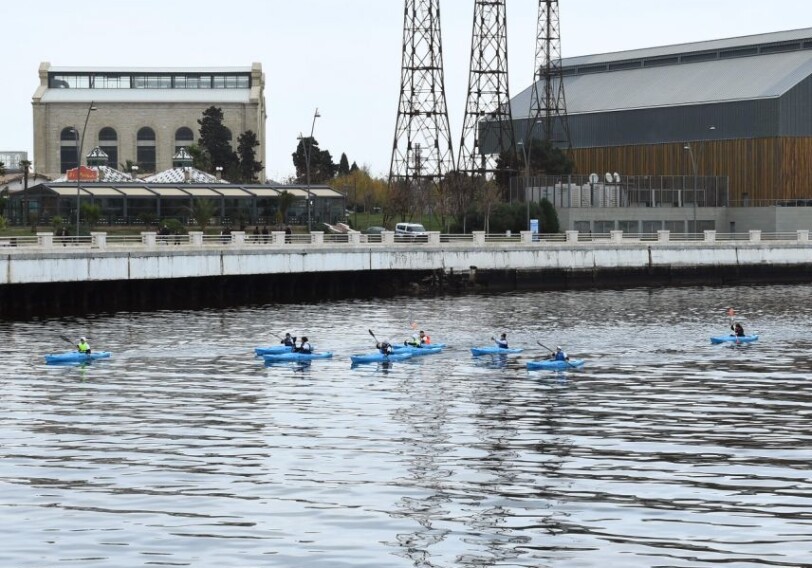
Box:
32;62;266;179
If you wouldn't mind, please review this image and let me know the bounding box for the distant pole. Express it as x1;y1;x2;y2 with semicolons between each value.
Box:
303;108;320;232
74;101;97;237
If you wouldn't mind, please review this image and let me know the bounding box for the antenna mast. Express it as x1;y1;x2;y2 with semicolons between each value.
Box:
527;0;571;149
458;0;515;177
389;0;454;190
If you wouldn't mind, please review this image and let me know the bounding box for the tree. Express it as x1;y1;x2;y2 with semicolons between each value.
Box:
350;161;359;173
276;190;295;224
292;137;337;184
338;153;350;177
538;197;560;233
495;139;575;190
188;144;211;172
0;161;5;177
479;180;503;234
80;203;102;229
236;130;263;183
190;198;217;232
197;106;238;178
20;160;31;190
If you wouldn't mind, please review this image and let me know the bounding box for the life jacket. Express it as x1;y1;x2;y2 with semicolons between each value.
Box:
299;342;312;354
421;334;431;345
282;336;296;346
77;341;90;353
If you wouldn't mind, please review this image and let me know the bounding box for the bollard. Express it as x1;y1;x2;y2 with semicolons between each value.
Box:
188;231;203;246
36;232;54;248
90;232;107;249
657;230;670;242
141;232;157;247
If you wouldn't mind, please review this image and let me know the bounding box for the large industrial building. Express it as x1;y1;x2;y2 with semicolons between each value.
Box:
511;28;812;233
32;62;266;179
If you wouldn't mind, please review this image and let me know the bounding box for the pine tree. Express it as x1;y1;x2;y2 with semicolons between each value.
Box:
236;130;263;183
197;106;238;177
338;153;350;177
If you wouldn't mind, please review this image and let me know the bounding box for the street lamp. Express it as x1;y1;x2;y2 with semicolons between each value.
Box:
72;101;97;237
130;164;139;179
299;108;321;232
517;140;531;229
684;143;697;235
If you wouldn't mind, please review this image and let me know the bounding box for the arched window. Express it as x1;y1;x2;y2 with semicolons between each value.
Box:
174;126;195;153
137;127;156;172
60;127;78;173
98;127;118;170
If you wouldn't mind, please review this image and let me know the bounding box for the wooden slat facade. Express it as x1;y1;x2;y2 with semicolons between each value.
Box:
570;137;812;205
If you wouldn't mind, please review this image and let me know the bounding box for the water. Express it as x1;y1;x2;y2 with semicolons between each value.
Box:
2;285;812;567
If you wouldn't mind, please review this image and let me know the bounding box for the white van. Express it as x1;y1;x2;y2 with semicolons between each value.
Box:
394;222;428;241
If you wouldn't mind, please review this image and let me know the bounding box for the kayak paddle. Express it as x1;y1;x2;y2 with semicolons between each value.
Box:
538;340;576;368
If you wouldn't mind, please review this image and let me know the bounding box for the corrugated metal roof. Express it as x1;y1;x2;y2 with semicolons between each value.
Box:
512;50;812;117
564;27;812;67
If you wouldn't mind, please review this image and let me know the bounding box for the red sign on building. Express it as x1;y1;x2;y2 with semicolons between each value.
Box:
66;165;98;182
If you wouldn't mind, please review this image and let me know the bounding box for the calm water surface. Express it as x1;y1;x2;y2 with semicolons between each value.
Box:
1;285;812;567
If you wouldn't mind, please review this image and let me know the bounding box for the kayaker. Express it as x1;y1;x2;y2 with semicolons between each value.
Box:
404;334;420;347
419;330;430;345
377;338;394;355
495;333;508;349
77;337;91;354
551;346;569;361
296;336;313;354
731;322;745;337
281;333;296;347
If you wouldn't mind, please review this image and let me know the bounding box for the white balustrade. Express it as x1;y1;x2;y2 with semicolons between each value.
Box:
658;230;670;242
189;231;203;246
566;230;579;243
141;232;157;247
749;229;762;243
91;232;107;248
37;232;54;247
472;231;485;246
704;230;717;242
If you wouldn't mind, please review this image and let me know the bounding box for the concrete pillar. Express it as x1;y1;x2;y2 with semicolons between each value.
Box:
189;231;203;246
382;231;395;245
231;231;246;245
141;232;157;247
472;231;485;246
798;230;809;242
36;232;54;248
610;230;623;243
520;230;533;244
428;231;441;246
565;230;579;243
749;229;762;243
272;231;286;245
657;230;670;242
348;232;361;245
311;231;324;245
91;232;107;248
704;230;717;243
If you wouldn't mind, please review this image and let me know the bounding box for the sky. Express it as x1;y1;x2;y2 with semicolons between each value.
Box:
3;0;812;182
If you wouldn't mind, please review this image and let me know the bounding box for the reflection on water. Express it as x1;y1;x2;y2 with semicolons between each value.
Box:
1;285;812;566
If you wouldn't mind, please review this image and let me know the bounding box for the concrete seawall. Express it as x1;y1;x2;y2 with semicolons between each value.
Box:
2;231;811;318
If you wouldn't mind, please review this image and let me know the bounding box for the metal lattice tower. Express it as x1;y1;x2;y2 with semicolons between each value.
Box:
458;0;515;176
527;0;571;148
389;0;454;189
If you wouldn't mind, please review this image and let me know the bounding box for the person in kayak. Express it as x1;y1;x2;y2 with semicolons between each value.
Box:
377;338;394;355
281;333;296;347
419;330;431;345
77;337;91;354
495;333;509;349
731;322;745;337
551;346;569;361
295;336;313;354
404;333;420;347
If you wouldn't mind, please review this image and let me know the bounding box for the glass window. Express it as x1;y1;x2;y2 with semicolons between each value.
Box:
60;127;78;141
174;75;188;89
236;76;249;88
100;146;118;169
157;76;171;88
213;76;226;89
137;127;156;141
224;76;238;88
137;147;156;173
198;76;211;89
99;127;117;142
618;220;639;234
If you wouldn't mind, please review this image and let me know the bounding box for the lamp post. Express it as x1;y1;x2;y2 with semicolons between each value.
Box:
299;108;321;232
517;140;531;229
683;143;698;235
130;164;139;179
72;101;97;237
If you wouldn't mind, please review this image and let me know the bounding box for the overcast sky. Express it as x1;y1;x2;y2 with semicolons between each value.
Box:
3;0;812;181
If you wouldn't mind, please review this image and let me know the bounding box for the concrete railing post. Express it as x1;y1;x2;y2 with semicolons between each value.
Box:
272;231;286;245
472;231;485;246
311;231;324;245
657;230;670;242
382;231;395;245
36;232;54;248
428;231;441;246
141;231;157;247
231;231;246;245
91;232;107;249
610;230;624;243
520;230;533;244
348;232;361;245
565;230;579;243
189;231;203;246
704;230;717;243
798;229;809;242
749;229;762;243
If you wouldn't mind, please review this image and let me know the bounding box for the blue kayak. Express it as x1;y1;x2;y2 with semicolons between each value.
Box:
527;359;585;371
45;351;112;364
393;346;443;356
710;335;759;344
471;346;523;356
263;351;332;362
393;343;447;351
350;351;414;365
255;345;294;356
